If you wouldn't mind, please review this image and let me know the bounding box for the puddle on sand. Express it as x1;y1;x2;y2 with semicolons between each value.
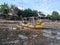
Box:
42;30;51;33
18;34;28;39
43;33;56;38
32;35;38;38
18;34;38;40
42;29;60;40
49;43;60;45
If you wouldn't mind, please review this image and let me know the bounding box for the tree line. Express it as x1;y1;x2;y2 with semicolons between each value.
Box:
0;3;39;20
0;3;60;20
47;11;60;20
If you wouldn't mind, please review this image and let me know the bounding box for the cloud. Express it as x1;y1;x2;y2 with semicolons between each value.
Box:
8;0;52;14
18;6;24;10
0;0;60;15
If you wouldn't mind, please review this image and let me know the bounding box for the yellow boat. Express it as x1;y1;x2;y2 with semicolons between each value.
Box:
21;21;45;29
21;23;29;27
28;22;45;29
19;17;45;29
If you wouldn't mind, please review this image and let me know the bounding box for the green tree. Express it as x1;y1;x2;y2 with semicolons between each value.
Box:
32;10;38;17
0;3;9;18
47;11;60;20
23;8;33;17
51;11;60;19
47;14;50;17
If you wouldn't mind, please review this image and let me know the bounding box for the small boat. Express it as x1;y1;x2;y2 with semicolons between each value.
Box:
28;21;45;29
21;23;29;27
20;17;45;29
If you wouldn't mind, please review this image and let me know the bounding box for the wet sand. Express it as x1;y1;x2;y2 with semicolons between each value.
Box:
44;21;60;28
0;20;60;45
0;29;60;45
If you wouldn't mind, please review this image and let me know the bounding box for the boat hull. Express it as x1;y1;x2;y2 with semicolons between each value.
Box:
21;22;45;29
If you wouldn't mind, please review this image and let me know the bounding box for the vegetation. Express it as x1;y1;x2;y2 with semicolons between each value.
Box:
47;11;60;20
0;3;38;19
0;3;9;18
0;3;60;20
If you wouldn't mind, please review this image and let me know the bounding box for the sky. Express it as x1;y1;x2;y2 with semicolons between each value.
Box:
0;0;60;15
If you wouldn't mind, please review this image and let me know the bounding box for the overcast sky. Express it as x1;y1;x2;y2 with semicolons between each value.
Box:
0;0;60;15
